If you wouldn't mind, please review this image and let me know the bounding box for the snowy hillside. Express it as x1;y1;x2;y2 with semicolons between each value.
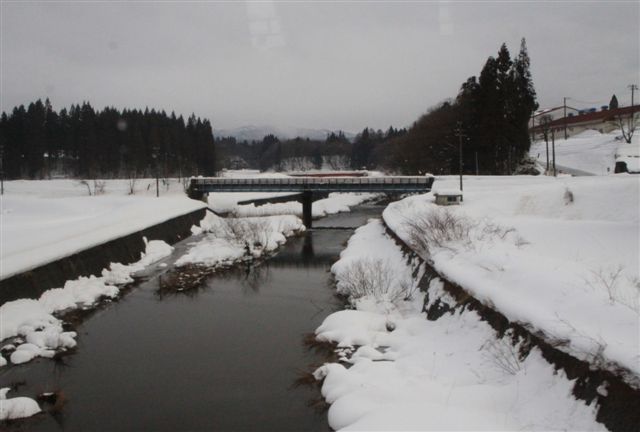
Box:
529;129;639;175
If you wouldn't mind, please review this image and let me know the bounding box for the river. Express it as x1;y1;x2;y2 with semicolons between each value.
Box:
1;205;384;431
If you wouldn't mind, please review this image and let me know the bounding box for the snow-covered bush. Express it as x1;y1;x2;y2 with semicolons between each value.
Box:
402;209;472;257
216;218;272;253
402;207;523;259
336;258;415;303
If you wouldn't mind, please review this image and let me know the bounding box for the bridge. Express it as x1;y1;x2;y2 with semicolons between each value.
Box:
188;175;434;227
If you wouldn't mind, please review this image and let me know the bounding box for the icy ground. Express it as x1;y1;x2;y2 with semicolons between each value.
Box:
529;129;639;174
315;217;604;431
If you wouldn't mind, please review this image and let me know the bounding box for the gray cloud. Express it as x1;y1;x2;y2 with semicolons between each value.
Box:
1;1;638;132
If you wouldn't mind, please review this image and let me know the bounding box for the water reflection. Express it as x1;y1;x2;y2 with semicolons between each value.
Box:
0;208;382;432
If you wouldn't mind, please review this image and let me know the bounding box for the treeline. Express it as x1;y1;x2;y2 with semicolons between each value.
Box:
388;39;538;175
217;127;407;172
1;40;536;178
0;100;216;179
220;39;537;175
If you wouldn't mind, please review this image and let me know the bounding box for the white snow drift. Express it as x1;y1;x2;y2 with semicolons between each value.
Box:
384;175;640;382
314;215;604;431
0;239;173;366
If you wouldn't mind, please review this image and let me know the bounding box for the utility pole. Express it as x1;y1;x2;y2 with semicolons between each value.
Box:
454;122;466;192
152;147;159;197
552;129;557;177
475;151;479;176
629;84;638;106
0;144;4;195
563;97;568;140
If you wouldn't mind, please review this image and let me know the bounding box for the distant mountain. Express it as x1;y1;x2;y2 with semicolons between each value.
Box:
214;125;355;142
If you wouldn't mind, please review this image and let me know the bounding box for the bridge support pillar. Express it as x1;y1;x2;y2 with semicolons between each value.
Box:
302;191;313;229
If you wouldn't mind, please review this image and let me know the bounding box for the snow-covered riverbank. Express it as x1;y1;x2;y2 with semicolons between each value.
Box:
1;176;378;279
313;174;639;431
314;218;603;430
0;175;377;421
0;179;205;280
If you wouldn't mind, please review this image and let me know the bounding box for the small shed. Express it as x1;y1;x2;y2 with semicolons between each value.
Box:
434;189;463;206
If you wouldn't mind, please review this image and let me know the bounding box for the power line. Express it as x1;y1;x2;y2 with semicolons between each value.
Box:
565;97;609;105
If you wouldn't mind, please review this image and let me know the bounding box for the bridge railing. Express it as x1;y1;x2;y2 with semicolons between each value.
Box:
187;176;434;199
191;176;433;186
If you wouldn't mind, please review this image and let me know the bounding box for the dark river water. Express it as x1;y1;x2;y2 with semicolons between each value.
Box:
1;205;383;432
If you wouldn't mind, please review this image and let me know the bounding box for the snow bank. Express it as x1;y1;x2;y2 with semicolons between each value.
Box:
315;217;603;431
0;388;41;421
616;135;640;172
383;175;640;381
529;129;637;175
1;179;204;279
176;212;304;267
330;219;421;312
0;239;173;366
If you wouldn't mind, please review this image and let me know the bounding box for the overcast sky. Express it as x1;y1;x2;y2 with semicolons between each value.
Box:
1;1;638;132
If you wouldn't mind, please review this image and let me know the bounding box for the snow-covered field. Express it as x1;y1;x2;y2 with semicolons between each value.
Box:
383;175;639;382
0;179;205;280
1;173;377;280
529;129;639;175
315;216;604;431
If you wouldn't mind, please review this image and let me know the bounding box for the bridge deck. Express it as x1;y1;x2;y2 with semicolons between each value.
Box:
189;176;434;194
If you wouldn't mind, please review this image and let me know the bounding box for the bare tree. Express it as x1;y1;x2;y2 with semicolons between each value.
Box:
127;170;138;195
77;179;107;196
539;115;553;173
615;114;637;144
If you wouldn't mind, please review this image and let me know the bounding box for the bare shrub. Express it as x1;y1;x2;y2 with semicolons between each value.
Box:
77;180;93;196
182;177;191;193
216;218;273;254
93;180;106;195
77;179;107;196
481;337;525;376
127;172;138;195
586;265;639;312
587;265;624;304
402;209;472;257
563;187;574;205
402;209;522;257
338;258;393;299
337;258;414;302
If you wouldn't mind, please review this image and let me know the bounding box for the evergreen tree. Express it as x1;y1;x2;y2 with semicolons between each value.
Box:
609;94;619;110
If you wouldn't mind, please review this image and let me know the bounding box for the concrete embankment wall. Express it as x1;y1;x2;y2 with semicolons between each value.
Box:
0;208;206;305
380;215;640;432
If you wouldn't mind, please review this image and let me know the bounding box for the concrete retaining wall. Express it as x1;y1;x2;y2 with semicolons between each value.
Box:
0;208;206;305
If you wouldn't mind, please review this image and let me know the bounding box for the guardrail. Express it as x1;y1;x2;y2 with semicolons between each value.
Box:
188;176;434;194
